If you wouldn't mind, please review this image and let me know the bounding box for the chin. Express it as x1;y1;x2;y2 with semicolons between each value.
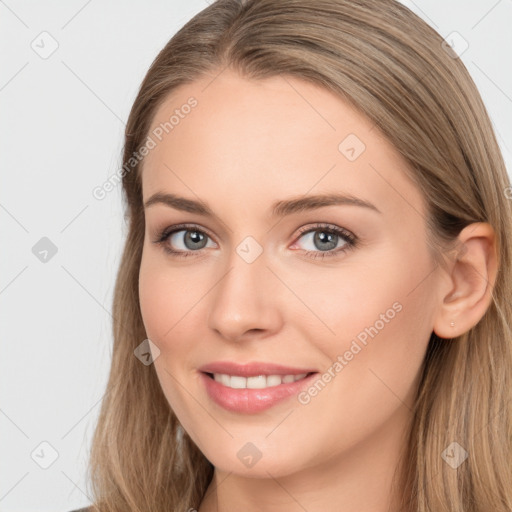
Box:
198;437;311;479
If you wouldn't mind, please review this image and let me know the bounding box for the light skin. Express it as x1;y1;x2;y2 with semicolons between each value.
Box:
138;68;497;512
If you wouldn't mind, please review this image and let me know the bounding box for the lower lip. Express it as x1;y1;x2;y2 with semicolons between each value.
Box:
199;371;318;414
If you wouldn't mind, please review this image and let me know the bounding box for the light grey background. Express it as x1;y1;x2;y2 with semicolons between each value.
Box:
1;1;511;511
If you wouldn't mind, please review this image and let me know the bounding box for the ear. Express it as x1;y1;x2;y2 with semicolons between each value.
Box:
433;222;498;339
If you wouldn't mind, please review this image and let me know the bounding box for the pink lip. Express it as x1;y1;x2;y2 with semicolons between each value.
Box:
198;360;317;377
197;361;319;414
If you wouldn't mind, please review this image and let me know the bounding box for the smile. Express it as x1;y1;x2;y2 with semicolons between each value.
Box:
208;372;310;389
199;370;319;414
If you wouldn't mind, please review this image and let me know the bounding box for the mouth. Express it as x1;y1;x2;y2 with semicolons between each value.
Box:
198;368;320;414
203;371;316;389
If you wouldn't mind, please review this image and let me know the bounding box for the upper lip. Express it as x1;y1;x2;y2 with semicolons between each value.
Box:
198;361;318;377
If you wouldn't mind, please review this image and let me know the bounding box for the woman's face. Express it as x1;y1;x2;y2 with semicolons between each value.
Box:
138;69;444;478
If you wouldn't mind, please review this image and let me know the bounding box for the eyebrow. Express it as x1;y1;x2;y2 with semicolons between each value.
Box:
143;192;381;217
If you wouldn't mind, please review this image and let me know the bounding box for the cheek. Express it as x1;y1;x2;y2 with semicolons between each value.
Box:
139;258;168;341
138;251;188;344
326;233;434;333
138;254;202;420
304;239;436;391
287;251;436;456
138;251;209;367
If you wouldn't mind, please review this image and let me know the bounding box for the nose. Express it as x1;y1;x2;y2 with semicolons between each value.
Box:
207;247;283;343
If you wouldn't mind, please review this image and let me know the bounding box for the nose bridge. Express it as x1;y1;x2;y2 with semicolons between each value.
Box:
207;238;282;340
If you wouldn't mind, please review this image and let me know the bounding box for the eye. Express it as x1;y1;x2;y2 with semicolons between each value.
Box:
152;222;358;260
291;223;358;259
153;224;216;258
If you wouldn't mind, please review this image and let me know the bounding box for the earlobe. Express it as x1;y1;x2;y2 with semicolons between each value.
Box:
433;222;498;339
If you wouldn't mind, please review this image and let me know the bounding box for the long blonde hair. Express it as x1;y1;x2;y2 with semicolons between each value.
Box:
87;1;512;510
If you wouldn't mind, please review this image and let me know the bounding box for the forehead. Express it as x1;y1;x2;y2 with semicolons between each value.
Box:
141;69;426;221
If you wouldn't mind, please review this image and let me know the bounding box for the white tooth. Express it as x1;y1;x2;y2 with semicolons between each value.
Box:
212;372;309;388
230;376;247;389
247;375;267;389
220;374;231;386
266;375;282;387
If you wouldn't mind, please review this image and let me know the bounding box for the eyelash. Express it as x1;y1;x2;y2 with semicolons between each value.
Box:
152;222;358;260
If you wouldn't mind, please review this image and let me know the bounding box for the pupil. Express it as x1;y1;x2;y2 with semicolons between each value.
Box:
185;231;206;249
182;230;339;252
315;231;337;251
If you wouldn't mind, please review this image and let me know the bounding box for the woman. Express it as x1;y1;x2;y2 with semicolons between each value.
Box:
73;0;512;510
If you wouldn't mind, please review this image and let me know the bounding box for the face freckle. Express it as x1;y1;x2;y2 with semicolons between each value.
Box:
137;68;442;482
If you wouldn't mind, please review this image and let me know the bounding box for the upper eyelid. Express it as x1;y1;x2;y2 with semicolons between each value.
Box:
296;223;353;236
162;223;218;243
